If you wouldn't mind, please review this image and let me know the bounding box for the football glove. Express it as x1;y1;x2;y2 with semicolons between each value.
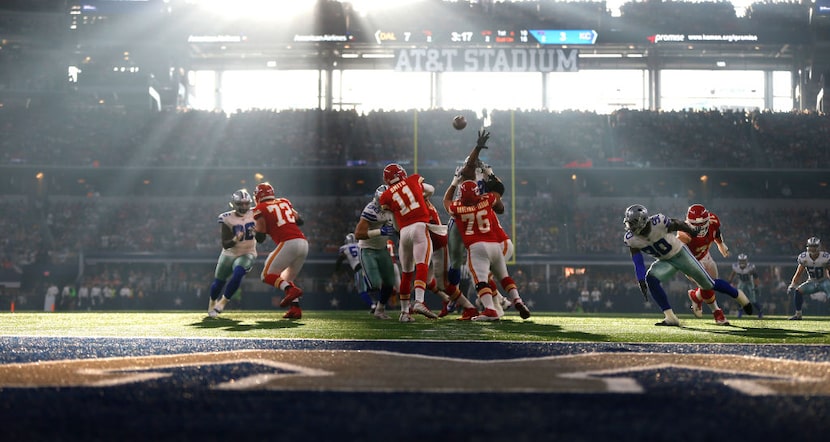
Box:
638;280;649;301
476;129;490;149
380;225;396;236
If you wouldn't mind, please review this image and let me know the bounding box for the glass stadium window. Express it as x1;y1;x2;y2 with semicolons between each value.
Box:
660;70;765;111
221;70;322;112
332;70;431;112
442;72;543;111
546;69;647;113
772;70;794;112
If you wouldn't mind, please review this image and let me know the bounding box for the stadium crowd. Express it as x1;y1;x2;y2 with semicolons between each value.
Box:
1;106;829;315
2;107;830;169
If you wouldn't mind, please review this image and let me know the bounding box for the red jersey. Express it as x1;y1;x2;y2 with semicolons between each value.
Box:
447;193;502;247
426;200;448;250
684;212;722;260
386;239;398;264
252;197;306;244
493;215;510;243
379;174;431;229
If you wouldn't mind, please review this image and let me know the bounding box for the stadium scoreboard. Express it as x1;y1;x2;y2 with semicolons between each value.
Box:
368;28;597;46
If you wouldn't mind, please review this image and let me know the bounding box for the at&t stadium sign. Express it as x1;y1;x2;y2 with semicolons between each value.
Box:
394;48;579;72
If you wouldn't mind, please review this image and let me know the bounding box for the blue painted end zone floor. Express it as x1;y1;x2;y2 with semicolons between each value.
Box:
0;337;828;442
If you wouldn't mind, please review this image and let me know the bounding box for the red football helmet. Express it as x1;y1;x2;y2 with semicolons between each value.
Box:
459;180;480;205
686;204;710;235
254;182;276;203
383;163;407;185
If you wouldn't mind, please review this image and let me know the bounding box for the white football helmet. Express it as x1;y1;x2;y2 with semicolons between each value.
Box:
807;236;821;253
373;184;388;203
230;189;252;214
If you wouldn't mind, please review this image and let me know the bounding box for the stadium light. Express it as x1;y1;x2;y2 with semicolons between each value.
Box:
191;0;313;20
346;0;420;17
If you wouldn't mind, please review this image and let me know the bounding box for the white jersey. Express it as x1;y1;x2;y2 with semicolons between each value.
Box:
217;210;257;257
797;251;830;280
338;243;361;271
453;164;489;199
731;262;757;285
623;214;686;260
358;200;393;250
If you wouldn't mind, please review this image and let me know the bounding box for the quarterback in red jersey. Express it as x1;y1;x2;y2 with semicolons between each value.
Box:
443;179;530;321
677;203;751;324
378;163;439;322
252;182;308;319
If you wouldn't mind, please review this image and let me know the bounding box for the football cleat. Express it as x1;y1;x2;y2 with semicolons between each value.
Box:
713;309;730;326
373;305;391;320
514;302;531;319
472;308;500;322
208;296;229;318
688;289;703;318
491;296;505;317
788;314;802;320
655;314;680;326
280;284;303;308
399;312;415;323
283;305;302;319
735;289;753;315
500;294;512;311
208;298;216;314
438;300;450;318
457;307;479;321
412;301;438;319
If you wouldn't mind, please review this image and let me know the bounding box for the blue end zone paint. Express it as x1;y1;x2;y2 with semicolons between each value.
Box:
1;336;829;363
1;337;829;442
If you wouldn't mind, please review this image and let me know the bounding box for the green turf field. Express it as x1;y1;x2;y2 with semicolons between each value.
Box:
1;311;828;344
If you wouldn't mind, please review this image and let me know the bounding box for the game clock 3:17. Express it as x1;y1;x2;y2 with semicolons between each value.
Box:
450;31;475;43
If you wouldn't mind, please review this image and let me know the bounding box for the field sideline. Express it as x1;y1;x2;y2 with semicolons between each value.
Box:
1;311;828;344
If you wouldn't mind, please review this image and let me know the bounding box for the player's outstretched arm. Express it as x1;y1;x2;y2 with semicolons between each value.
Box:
443;174;462;212
668;218;698;236
459;129;491;180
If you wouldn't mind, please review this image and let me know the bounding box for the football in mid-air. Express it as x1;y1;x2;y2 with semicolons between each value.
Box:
452;115;467;130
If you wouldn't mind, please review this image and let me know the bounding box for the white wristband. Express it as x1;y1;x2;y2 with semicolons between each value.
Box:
367;229;381;238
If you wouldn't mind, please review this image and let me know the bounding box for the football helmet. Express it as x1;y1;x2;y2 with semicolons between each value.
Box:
463;155;485;171
230;189;252;214
373;184;388;203
254;182;275;203
738;253;748;267
459;180;479;205
383;163;407;185
686;204;710;236
345;233;357;244
807;236;821;251
623;204;649;234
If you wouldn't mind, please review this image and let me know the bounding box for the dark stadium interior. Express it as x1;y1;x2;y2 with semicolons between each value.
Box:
1;1;829;317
